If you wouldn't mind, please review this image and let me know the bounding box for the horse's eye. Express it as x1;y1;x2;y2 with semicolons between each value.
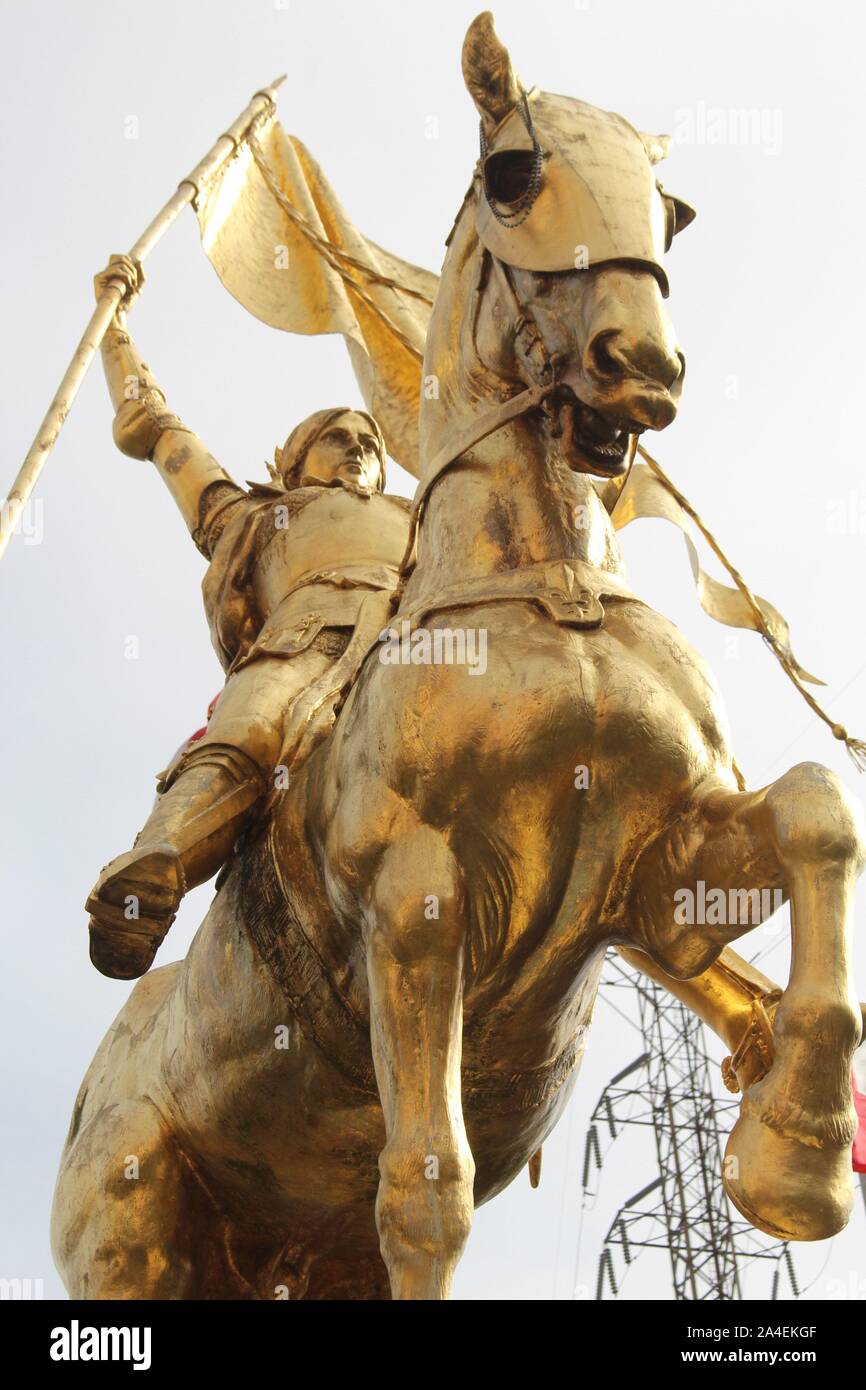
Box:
484;149;537;206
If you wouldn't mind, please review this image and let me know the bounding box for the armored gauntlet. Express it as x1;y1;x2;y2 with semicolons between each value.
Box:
102;323;192;461
112;388;191;461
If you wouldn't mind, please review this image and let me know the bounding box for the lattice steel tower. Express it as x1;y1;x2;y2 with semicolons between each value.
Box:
584;953;797;1301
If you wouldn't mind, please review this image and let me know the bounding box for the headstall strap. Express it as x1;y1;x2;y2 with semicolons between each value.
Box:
480;90;544;229
495;255;561;417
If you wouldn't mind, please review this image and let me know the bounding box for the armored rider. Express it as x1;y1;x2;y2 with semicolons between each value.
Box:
86;256;410;982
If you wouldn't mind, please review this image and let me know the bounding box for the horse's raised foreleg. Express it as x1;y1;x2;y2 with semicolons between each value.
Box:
365;827;474;1300
621;761;865;1240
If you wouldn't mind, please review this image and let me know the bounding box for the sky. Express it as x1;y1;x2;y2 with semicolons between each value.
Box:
1;0;865;1302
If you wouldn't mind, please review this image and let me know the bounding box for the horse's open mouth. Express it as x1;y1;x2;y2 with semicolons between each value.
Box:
556;395;632;477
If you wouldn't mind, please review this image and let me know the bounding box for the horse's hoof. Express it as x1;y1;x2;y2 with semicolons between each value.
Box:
723;1111;855;1241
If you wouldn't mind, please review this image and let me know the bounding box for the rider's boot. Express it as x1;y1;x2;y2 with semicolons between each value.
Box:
616;944;782;1090
86;743;265;981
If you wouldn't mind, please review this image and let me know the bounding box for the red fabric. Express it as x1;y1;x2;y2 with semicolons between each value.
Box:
854;1074;866;1174
185;692;222;747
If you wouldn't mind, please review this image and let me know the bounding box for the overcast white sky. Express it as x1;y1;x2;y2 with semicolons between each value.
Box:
2;0;865;1301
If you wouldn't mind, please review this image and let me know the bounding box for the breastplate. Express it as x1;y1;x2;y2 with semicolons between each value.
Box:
252;487;410;617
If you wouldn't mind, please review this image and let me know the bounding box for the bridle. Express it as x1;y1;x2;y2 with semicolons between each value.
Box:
396;175;572;585
479;90;544;229
397;91;649;584
396;298;562;585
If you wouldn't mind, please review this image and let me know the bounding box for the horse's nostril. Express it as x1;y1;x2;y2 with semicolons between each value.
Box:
587;331;621;380
587;330;679;388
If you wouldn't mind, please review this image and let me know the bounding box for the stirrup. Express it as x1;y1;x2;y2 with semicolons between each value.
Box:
86;843;185;980
720;990;782;1094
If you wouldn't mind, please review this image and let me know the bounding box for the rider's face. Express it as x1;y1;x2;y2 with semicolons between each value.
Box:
299;413;383;493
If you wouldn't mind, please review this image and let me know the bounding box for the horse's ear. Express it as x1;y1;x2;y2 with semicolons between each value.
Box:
462;12;522;135
640;132;672;165
669;194;697;234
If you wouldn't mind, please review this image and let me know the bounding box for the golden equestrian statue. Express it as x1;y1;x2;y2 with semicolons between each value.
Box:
44;14;864;1299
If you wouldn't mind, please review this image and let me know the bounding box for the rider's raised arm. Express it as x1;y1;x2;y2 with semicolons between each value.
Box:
96;256;241;550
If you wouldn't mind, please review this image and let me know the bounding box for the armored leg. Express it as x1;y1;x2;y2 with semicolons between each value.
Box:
86;645;335;979
87;742;266;980
617;944;783;1093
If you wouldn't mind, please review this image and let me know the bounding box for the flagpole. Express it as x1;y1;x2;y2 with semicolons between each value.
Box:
0;73;286;561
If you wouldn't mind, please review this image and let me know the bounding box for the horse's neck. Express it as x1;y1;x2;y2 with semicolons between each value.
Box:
409;210;626;594
412;423;625;589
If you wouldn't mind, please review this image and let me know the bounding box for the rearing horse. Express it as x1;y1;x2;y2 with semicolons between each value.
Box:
51;13;864;1302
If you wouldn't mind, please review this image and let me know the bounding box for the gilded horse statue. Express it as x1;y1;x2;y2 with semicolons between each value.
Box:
51;14;864;1300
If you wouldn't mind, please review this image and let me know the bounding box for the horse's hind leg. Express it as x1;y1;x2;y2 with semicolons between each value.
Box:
364;827;474;1301
52;1096;242;1299
622;761;865;1241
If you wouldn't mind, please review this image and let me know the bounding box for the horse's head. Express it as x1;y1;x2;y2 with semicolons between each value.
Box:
421;12;695;486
